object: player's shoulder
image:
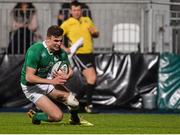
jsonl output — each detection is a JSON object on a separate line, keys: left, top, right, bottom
{"left": 61, "top": 19, "right": 74, "bottom": 31}
{"left": 28, "top": 42, "right": 44, "bottom": 52}
{"left": 59, "top": 49, "right": 68, "bottom": 57}
{"left": 80, "top": 16, "right": 92, "bottom": 24}
{"left": 61, "top": 19, "right": 70, "bottom": 28}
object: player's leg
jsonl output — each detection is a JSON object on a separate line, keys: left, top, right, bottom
{"left": 82, "top": 67, "right": 97, "bottom": 113}
{"left": 49, "top": 86, "right": 81, "bottom": 125}
{"left": 72, "top": 54, "right": 97, "bottom": 113}
{"left": 49, "top": 85, "right": 79, "bottom": 107}
{"left": 22, "top": 84, "right": 64, "bottom": 124}
{"left": 33, "top": 95, "right": 63, "bottom": 123}
{"left": 49, "top": 87, "right": 94, "bottom": 126}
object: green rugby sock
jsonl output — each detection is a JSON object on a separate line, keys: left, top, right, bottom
{"left": 33, "top": 112, "right": 49, "bottom": 122}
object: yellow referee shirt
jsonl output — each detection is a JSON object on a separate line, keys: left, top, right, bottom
{"left": 60, "top": 16, "right": 97, "bottom": 54}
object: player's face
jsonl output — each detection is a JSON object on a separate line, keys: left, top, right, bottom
{"left": 70, "top": 5, "right": 82, "bottom": 19}
{"left": 49, "top": 36, "right": 63, "bottom": 52}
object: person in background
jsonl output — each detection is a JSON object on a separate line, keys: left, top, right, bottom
{"left": 57, "top": 0, "right": 92, "bottom": 48}
{"left": 8, "top": 2, "right": 42, "bottom": 54}
{"left": 57, "top": 0, "right": 92, "bottom": 26}
{"left": 60, "top": 1, "right": 99, "bottom": 113}
{"left": 11, "top": 2, "right": 38, "bottom": 32}
{"left": 20, "top": 25, "right": 80, "bottom": 125}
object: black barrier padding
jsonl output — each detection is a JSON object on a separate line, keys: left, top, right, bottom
{"left": 0, "top": 55, "right": 30, "bottom": 107}
{"left": 0, "top": 53, "right": 159, "bottom": 109}
{"left": 94, "top": 53, "right": 159, "bottom": 107}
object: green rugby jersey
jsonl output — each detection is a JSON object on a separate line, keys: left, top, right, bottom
{"left": 21, "top": 41, "right": 70, "bottom": 85}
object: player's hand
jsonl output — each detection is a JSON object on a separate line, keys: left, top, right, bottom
{"left": 88, "top": 27, "right": 99, "bottom": 38}
{"left": 52, "top": 70, "right": 68, "bottom": 79}
{"left": 57, "top": 70, "right": 69, "bottom": 80}
{"left": 88, "top": 27, "right": 95, "bottom": 34}
{"left": 51, "top": 75, "right": 67, "bottom": 85}
{"left": 52, "top": 70, "right": 58, "bottom": 78}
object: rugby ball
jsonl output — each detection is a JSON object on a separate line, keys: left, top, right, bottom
{"left": 51, "top": 61, "right": 69, "bottom": 75}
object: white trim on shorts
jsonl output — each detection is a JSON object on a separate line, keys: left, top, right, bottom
{"left": 73, "top": 55, "right": 88, "bottom": 71}
{"left": 21, "top": 83, "right": 54, "bottom": 103}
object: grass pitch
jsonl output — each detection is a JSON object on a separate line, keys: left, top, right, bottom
{"left": 0, "top": 112, "right": 180, "bottom": 134}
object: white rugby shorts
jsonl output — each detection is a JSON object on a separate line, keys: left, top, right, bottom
{"left": 21, "top": 83, "right": 54, "bottom": 103}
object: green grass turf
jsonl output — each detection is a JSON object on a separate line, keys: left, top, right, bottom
{"left": 0, "top": 112, "right": 180, "bottom": 134}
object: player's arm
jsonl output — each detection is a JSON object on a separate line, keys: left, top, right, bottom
{"left": 87, "top": 17, "right": 99, "bottom": 38}
{"left": 26, "top": 67, "right": 67, "bottom": 85}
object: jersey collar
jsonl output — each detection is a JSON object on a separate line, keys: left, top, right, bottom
{"left": 43, "top": 41, "right": 53, "bottom": 55}
{"left": 71, "top": 17, "right": 82, "bottom": 22}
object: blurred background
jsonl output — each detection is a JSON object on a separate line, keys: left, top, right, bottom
{"left": 1, "top": 0, "right": 180, "bottom": 112}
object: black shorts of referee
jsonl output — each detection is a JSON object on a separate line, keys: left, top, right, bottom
{"left": 73, "top": 53, "right": 95, "bottom": 71}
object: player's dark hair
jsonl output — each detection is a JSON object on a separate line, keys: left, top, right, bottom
{"left": 47, "top": 25, "right": 63, "bottom": 38}
{"left": 70, "top": 0, "right": 82, "bottom": 9}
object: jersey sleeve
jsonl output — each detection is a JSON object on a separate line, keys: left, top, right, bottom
{"left": 26, "top": 49, "right": 40, "bottom": 69}
{"left": 60, "top": 22, "right": 68, "bottom": 36}
{"left": 87, "top": 17, "right": 98, "bottom": 32}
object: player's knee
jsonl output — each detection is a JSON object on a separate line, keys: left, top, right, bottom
{"left": 50, "top": 113, "right": 63, "bottom": 122}
{"left": 86, "top": 75, "right": 97, "bottom": 84}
